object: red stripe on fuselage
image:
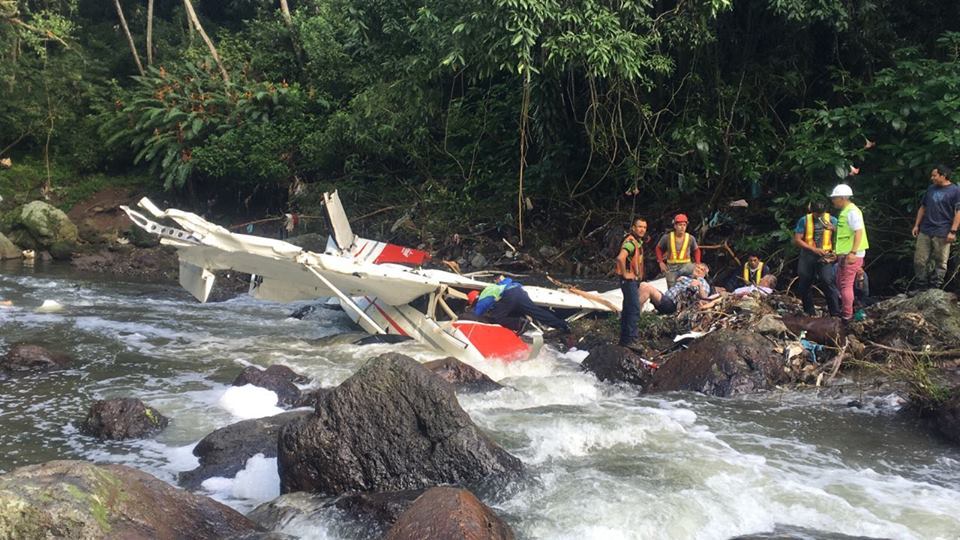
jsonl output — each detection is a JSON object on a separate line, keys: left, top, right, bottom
{"left": 365, "top": 296, "right": 409, "bottom": 336}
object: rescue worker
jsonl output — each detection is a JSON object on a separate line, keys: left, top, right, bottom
{"left": 467, "top": 277, "right": 571, "bottom": 334}
{"left": 637, "top": 263, "right": 713, "bottom": 315}
{"left": 655, "top": 214, "right": 701, "bottom": 288}
{"left": 911, "top": 165, "right": 960, "bottom": 290}
{"left": 830, "top": 184, "right": 869, "bottom": 321}
{"left": 615, "top": 217, "right": 647, "bottom": 348}
{"left": 728, "top": 254, "right": 773, "bottom": 290}
{"left": 792, "top": 200, "right": 841, "bottom": 317}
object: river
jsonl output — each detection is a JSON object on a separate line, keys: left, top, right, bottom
{"left": 2, "top": 262, "right": 959, "bottom": 540}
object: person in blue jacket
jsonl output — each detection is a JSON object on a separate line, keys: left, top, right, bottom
{"left": 466, "top": 276, "right": 571, "bottom": 334}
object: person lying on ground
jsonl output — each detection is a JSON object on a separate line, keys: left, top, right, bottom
{"left": 465, "top": 276, "right": 572, "bottom": 335}
{"left": 638, "top": 263, "right": 714, "bottom": 315}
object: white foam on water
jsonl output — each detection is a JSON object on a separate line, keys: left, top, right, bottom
{"left": 201, "top": 454, "right": 280, "bottom": 512}
{"left": 218, "top": 385, "right": 285, "bottom": 419}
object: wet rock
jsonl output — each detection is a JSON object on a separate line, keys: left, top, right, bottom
{"left": 1, "top": 343, "right": 73, "bottom": 372}
{"left": 385, "top": 486, "right": 515, "bottom": 540}
{"left": 71, "top": 245, "right": 179, "bottom": 283}
{"left": 233, "top": 364, "right": 308, "bottom": 408}
{"left": 581, "top": 344, "right": 654, "bottom": 387}
{"left": 782, "top": 315, "right": 845, "bottom": 345}
{"left": 278, "top": 353, "right": 523, "bottom": 495}
{"left": 469, "top": 252, "right": 488, "bottom": 268}
{"left": 0, "top": 460, "right": 263, "bottom": 538}
{"left": 423, "top": 357, "right": 503, "bottom": 393}
{"left": 645, "top": 329, "right": 791, "bottom": 397}
{"left": 0, "top": 232, "right": 20, "bottom": 259}
{"left": 335, "top": 489, "right": 426, "bottom": 529}
{"left": 933, "top": 392, "right": 960, "bottom": 445}
{"left": 294, "top": 386, "right": 333, "bottom": 408}
{"left": 80, "top": 398, "right": 169, "bottom": 440}
{"left": 729, "top": 524, "right": 891, "bottom": 539}
{"left": 179, "top": 410, "right": 311, "bottom": 490}
{"left": 49, "top": 239, "right": 78, "bottom": 261}
{"left": 4, "top": 200, "right": 79, "bottom": 249}
{"left": 355, "top": 334, "right": 415, "bottom": 345}
{"left": 754, "top": 314, "right": 788, "bottom": 336}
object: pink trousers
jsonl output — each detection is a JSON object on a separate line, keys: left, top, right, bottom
{"left": 836, "top": 256, "right": 864, "bottom": 320}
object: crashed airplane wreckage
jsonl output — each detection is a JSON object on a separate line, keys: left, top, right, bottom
{"left": 120, "top": 192, "right": 623, "bottom": 363}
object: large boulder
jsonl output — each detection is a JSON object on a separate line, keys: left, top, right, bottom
{"left": 7, "top": 200, "right": 79, "bottom": 249}
{"left": 422, "top": 357, "right": 503, "bottom": 393}
{"left": 0, "top": 232, "right": 20, "bottom": 259}
{"left": 1, "top": 344, "right": 73, "bottom": 372}
{"left": 644, "top": 329, "right": 791, "bottom": 397}
{"left": 0, "top": 460, "right": 263, "bottom": 538}
{"left": 277, "top": 353, "right": 523, "bottom": 495}
{"left": 232, "top": 364, "right": 309, "bottom": 408}
{"left": 385, "top": 487, "right": 515, "bottom": 540}
{"left": 858, "top": 290, "right": 960, "bottom": 347}
{"left": 581, "top": 344, "right": 654, "bottom": 387}
{"left": 80, "top": 398, "right": 169, "bottom": 440}
{"left": 179, "top": 410, "right": 311, "bottom": 490}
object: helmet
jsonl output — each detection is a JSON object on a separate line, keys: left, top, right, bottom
{"left": 829, "top": 184, "right": 853, "bottom": 198}
{"left": 467, "top": 290, "right": 479, "bottom": 304}
{"left": 673, "top": 213, "right": 689, "bottom": 224}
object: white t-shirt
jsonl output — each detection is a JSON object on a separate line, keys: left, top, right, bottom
{"left": 845, "top": 207, "right": 866, "bottom": 257}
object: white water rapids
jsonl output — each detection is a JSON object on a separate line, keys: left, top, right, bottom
{"left": 1, "top": 264, "right": 959, "bottom": 539}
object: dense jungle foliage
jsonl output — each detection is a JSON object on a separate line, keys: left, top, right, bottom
{"left": 1, "top": 0, "right": 959, "bottom": 287}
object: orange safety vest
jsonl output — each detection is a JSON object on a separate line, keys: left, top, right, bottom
{"left": 616, "top": 235, "right": 643, "bottom": 278}
{"left": 804, "top": 213, "right": 833, "bottom": 251}
{"left": 667, "top": 232, "right": 692, "bottom": 264}
{"left": 743, "top": 262, "right": 764, "bottom": 285}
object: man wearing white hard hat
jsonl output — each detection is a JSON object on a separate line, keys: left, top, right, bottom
{"left": 830, "top": 183, "right": 869, "bottom": 321}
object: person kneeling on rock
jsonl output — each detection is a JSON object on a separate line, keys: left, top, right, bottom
{"left": 465, "top": 277, "right": 572, "bottom": 335}
{"left": 637, "top": 263, "right": 714, "bottom": 315}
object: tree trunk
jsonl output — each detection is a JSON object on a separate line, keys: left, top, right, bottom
{"left": 182, "top": 0, "right": 229, "bottom": 84}
{"left": 278, "top": 0, "right": 303, "bottom": 66}
{"left": 112, "top": 0, "right": 144, "bottom": 76}
{"left": 146, "top": 0, "right": 154, "bottom": 66}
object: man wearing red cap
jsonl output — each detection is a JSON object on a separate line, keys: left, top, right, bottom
{"left": 655, "top": 214, "right": 701, "bottom": 288}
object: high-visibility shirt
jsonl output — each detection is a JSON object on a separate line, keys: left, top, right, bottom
{"left": 616, "top": 234, "right": 643, "bottom": 279}
{"left": 474, "top": 278, "right": 521, "bottom": 316}
{"left": 743, "top": 262, "right": 764, "bottom": 285}
{"left": 804, "top": 213, "right": 833, "bottom": 251}
{"left": 667, "top": 232, "right": 691, "bottom": 263}
{"left": 835, "top": 203, "right": 869, "bottom": 255}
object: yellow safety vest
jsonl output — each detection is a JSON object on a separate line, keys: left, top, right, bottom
{"left": 804, "top": 213, "right": 833, "bottom": 251}
{"left": 743, "top": 262, "right": 764, "bottom": 285}
{"left": 667, "top": 232, "right": 692, "bottom": 264}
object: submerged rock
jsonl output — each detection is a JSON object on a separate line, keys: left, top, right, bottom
{"left": 0, "top": 460, "right": 263, "bottom": 539}
{"left": 277, "top": 353, "right": 522, "bottom": 495}
{"left": 933, "top": 392, "right": 960, "bottom": 445}
{"left": 1, "top": 343, "right": 73, "bottom": 372}
{"left": 645, "top": 329, "right": 791, "bottom": 397}
{"left": 232, "top": 364, "right": 308, "bottom": 408}
{"left": 179, "top": 410, "right": 311, "bottom": 490}
{"left": 422, "top": 357, "right": 503, "bottom": 393}
{"left": 335, "top": 489, "right": 426, "bottom": 529}
{"left": 385, "top": 487, "right": 515, "bottom": 540}
{"left": 581, "top": 344, "right": 654, "bottom": 387}
{"left": 729, "top": 524, "right": 891, "bottom": 539}
{"left": 80, "top": 398, "right": 169, "bottom": 440}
